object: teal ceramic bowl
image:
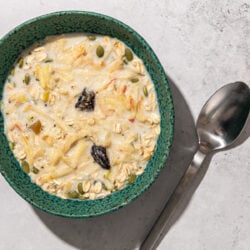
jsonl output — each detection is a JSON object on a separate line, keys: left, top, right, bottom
{"left": 0, "top": 11, "right": 174, "bottom": 218}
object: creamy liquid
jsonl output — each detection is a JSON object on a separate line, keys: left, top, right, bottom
{"left": 2, "top": 34, "right": 161, "bottom": 200}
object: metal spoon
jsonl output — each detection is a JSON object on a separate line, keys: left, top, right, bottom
{"left": 141, "top": 81, "right": 250, "bottom": 250}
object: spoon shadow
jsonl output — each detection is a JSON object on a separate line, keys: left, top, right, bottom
{"left": 32, "top": 76, "right": 198, "bottom": 250}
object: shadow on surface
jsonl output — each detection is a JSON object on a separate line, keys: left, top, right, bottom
{"left": 33, "top": 76, "right": 199, "bottom": 250}
{"left": 152, "top": 153, "right": 213, "bottom": 249}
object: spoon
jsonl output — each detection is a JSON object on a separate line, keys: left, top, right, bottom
{"left": 141, "top": 81, "right": 250, "bottom": 250}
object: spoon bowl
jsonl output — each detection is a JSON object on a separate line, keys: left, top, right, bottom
{"left": 197, "top": 82, "right": 250, "bottom": 152}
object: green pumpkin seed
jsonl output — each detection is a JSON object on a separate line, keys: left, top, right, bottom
{"left": 131, "top": 78, "right": 139, "bottom": 83}
{"left": 44, "top": 58, "right": 53, "bottom": 63}
{"left": 10, "top": 142, "right": 15, "bottom": 150}
{"left": 18, "top": 58, "right": 24, "bottom": 68}
{"left": 77, "top": 182, "right": 84, "bottom": 194}
{"left": 88, "top": 35, "right": 96, "bottom": 41}
{"left": 96, "top": 45, "right": 104, "bottom": 57}
{"left": 21, "top": 161, "right": 30, "bottom": 174}
{"left": 143, "top": 86, "right": 148, "bottom": 97}
{"left": 104, "top": 169, "right": 111, "bottom": 179}
{"left": 102, "top": 182, "right": 108, "bottom": 191}
{"left": 128, "top": 174, "right": 136, "bottom": 184}
{"left": 125, "top": 48, "right": 133, "bottom": 61}
{"left": 10, "top": 68, "right": 15, "bottom": 76}
{"left": 67, "top": 191, "right": 79, "bottom": 199}
{"left": 32, "top": 167, "right": 39, "bottom": 174}
{"left": 24, "top": 74, "right": 30, "bottom": 85}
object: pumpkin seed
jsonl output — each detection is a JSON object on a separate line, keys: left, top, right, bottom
{"left": 21, "top": 161, "right": 30, "bottom": 174}
{"left": 32, "top": 167, "right": 39, "bottom": 174}
{"left": 131, "top": 78, "right": 139, "bottom": 83}
{"left": 10, "top": 142, "right": 15, "bottom": 150}
{"left": 10, "top": 68, "right": 15, "bottom": 76}
{"left": 44, "top": 58, "right": 53, "bottom": 63}
{"left": 143, "top": 86, "right": 148, "bottom": 97}
{"left": 79, "top": 196, "right": 87, "bottom": 200}
{"left": 125, "top": 48, "right": 133, "bottom": 61}
{"left": 77, "top": 182, "right": 84, "bottom": 194}
{"left": 67, "top": 191, "right": 79, "bottom": 199}
{"left": 24, "top": 74, "right": 30, "bottom": 85}
{"left": 128, "top": 174, "right": 136, "bottom": 184}
{"left": 18, "top": 58, "right": 24, "bottom": 68}
{"left": 96, "top": 45, "right": 104, "bottom": 57}
{"left": 88, "top": 35, "right": 96, "bottom": 41}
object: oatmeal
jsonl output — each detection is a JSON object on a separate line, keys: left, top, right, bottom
{"left": 1, "top": 34, "right": 161, "bottom": 200}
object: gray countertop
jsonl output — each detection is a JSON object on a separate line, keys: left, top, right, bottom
{"left": 0, "top": 0, "right": 249, "bottom": 249}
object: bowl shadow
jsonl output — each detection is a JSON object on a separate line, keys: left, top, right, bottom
{"left": 32, "top": 76, "right": 199, "bottom": 250}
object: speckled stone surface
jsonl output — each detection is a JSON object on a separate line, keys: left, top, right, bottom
{"left": 0, "top": 0, "right": 249, "bottom": 250}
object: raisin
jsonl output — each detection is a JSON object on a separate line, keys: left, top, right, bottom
{"left": 91, "top": 144, "right": 111, "bottom": 170}
{"left": 30, "top": 120, "right": 42, "bottom": 134}
{"left": 75, "top": 88, "right": 95, "bottom": 111}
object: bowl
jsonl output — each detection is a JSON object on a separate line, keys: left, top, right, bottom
{"left": 0, "top": 11, "right": 174, "bottom": 218}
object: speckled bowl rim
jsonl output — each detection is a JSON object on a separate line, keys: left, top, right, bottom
{"left": 0, "top": 11, "right": 174, "bottom": 218}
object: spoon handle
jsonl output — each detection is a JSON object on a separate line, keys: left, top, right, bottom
{"left": 140, "top": 149, "right": 207, "bottom": 250}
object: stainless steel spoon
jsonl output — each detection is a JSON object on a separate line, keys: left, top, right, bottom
{"left": 141, "top": 81, "right": 250, "bottom": 250}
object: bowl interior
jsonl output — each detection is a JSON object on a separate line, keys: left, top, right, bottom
{"left": 0, "top": 11, "right": 174, "bottom": 218}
